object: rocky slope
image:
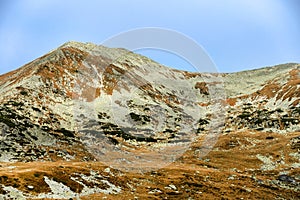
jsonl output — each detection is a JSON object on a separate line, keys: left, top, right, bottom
{"left": 0, "top": 42, "right": 299, "bottom": 199}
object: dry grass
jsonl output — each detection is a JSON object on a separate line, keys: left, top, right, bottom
{"left": 0, "top": 130, "right": 299, "bottom": 199}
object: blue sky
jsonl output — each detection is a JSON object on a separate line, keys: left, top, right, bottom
{"left": 0, "top": 0, "right": 299, "bottom": 74}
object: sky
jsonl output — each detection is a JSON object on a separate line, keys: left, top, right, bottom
{"left": 0, "top": 0, "right": 299, "bottom": 74}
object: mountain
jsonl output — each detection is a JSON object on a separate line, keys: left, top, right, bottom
{"left": 0, "top": 41, "right": 299, "bottom": 199}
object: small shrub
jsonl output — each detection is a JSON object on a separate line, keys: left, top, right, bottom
{"left": 20, "top": 90, "right": 28, "bottom": 96}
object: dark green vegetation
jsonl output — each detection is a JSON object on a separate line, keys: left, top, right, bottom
{"left": 0, "top": 100, "right": 81, "bottom": 162}
{"left": 230, "top": 103, "right": 300, "bottom": 131}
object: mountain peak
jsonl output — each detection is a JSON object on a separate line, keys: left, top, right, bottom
{"left": 60, "top": 41, "right": 97, "bottom": 48}
{"left": 56, "top": 41, "right": 130, "bottom": 60}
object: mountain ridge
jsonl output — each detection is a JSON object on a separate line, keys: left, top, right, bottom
{"left": 0, "top": 42, "right": 299, "bottom": 199}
